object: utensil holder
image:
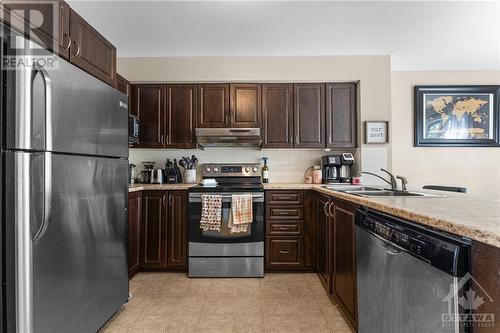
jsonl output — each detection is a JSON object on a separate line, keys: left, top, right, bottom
{"left": 185, "top": 169, "right": 197, "bottom": 184}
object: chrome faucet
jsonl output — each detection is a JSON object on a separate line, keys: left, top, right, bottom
{"left": 359, "top": 168, "right": 398, "bottom": 190}
{"left": 396, "top": 176, "right": 408, "bottom": 192}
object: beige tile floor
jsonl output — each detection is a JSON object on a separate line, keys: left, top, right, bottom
{"left": 99, "top": 272, "right": 354, "bottom": 333}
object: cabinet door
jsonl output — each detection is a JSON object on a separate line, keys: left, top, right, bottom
{"left": 142, "top": 191, "right": 168, "bottom": 269}
{"left": 294, "top": 84, "right": 325, "bottom": 148}
{"left": 167, "top": 191, "right": 187, "bottom": 268}
{"left": 131, "top": 84, "right": 165, "bottom": 148}
{"left": 69, "top": 9, "right": 116, "bottom": 86}
{"left": 2, "top": 1, "right": 71, "bottom": 59}
{"left": 230, "top": 84, "right": 261, "bottom": 128}
{"left": 128, "top": 192, "right": 142, "bottom": 278}
{"left": 333, "top": 200, "right": 357, "bottom": 324}
{"left": 316, "top": 194, "right": 331, "bottom": 291}
{"left": 326, "top": 83, "right": 357, "bottom": 148}
{"left": 116, "top": 74, "right": 130, "bottom": 96}
{"left": 262, "top": 84, "right": 294, "bottom": 148}
{"left": 197, "top": 84, "right": 230, "bottom": 128}
{"left": 166, "top": 85, "right": 197, "bottom": 148}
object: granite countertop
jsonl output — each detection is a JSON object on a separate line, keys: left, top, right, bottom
{"left": 128, "top": 182, "right": 500, "bottom": 247}
{"left": 128, "top": 183, "right": 196, "bottom": 192}
{"left": 264, "top": 183, "right": 500, "bottom": 248}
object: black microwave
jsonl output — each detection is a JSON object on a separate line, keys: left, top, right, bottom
{"left": 128, "top": 114, "right": 139, "bottom": 144}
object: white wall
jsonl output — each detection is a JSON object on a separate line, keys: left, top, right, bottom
{"left": 391, "top": 71, "right": 500, "bottom": 196}
{"left": 120, "top": 55, "right": 392, "bottom": 184}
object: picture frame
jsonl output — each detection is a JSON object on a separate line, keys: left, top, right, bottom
{"left": 365, "top": 121, "right": 389, "bottom": 144}
{"left": 414, "top": 85, "right": 500, "bottom": 147}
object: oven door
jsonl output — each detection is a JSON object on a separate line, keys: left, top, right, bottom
{"left": 188, "top": 192, "right": 264, "bottom": 256}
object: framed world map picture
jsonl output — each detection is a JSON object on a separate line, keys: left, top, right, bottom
{"left": 414, "top": 86, "right": 500, "bottom": 147}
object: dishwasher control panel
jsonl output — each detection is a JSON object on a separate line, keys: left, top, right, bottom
{"left": 357, "top": 209, "right": 471, "bottom": 276}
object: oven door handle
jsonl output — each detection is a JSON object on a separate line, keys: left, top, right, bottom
{"left": 189, "top": 193, "right": 264, "bottom": 203}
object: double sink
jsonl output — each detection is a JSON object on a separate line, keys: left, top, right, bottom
{"left": 323, "top": 185, "right": 443, "bottom": 198}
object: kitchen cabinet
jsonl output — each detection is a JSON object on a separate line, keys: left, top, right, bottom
{"left": 69, "top": 9, "right": 116, "bottom": 86}
{"left": 332, "top": 198, "right": 358, "bottom": 327}
{"left": 139, "top": 190, "right": 187, "bottom": 271}
{"left": 294, "top": 83, "right": 325, "bottom": 148}
{"left": 197, "top": 84, "right": 230, "bottom": 128}
{"left": 141, "top": 191, "right": 168, "bottom": 269}
{"left": 262, "top": 84, "right": 294, "bottom": 148}
{"left": 265, "top": 190, "right": 314, "bottom": 271}
{"left": 166, "top": 191, "right": 188, "bottom": 268}
{"left": 128, "top": 191, "right": 142, "bottom": 278}
{"left": 326, "top": 83, "right": 357, "bottom": 148}
{"left": 166, "top": 85, "right": 197, "bottom": 148}
{"left": 230, "top": 84, "right": 261, "bottom": 128}
{"left": 116, "top": 74, "right": 130, "bottom": 96}
{"left": 316, "top": 193, "right": 333, "bottom": 292}
{"left": 131, "top": 84, "right": 165, "bottom": 148}
{"left": 2, "top": 0, "right": 71, "bottom": 59}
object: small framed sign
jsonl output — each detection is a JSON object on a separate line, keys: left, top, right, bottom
{"left": 365, "top": 121, "right": 388, "bottom": 144}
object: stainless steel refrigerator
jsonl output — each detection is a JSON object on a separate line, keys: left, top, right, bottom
{"left": 1, "top": 24, "right": 129, "bottom": 332}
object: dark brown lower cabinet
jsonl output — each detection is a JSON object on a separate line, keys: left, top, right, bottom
{"left": 141, "top": 191, "right": 168, "bottom": 269}
{"left": 128, "top": 191, "right": 142, "bottom": 278}
{"left": 316, "top": 193, "right": 333, "bottom": 292}
{"left": 166, "top": 191, "right": 188, "bottom": 268}
{"left": 139, "top": 190, "right": 187, "bottom": 271}
{"left": 332, "top": 198, "right": 358, "bottom": 328}
{"left": 266, "top": 237, "right": 304, "bottom": 268}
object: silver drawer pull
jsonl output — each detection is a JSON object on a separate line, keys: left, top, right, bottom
{"left": 278, "top": 227, "right": 290, "bottom": 230}
{"left": 277, "top": 211, "right": 292, "bottom": 215}
{"left": 279, "top": 250, "right": 291, "bottom": 254}
{"left": 277, "top": 196, "right": 292, "bottom": 200}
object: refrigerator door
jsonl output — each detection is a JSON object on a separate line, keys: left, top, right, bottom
{"left": 4, "top": 151, "right": 128, "bottom": 333}
{"left": 4, "top": 34, "right": 128, "bottom": 158}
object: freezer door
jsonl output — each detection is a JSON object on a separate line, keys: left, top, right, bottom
{"left": 4, "top": 34, "right": 128, "bottom": 158}
{"left": 4, "top": 152, "right": 128, "bottom": 333}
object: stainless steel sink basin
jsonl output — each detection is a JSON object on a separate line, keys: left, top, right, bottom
{"left": 322, "top": 185, "right": 383, "bottom": 192}
{"left": 344, "top": 190, "right": 444, "bottom": 198}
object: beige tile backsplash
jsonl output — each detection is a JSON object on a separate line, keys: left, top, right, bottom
{"left": 129, "top": 148, "right": 363, "bottom": 183}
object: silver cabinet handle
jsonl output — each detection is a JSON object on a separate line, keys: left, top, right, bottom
{"left": 62, "top": 32, "right": 71, "bottom": 50}
{"left": 279, "top": 250, "right": 291, "bottom": 254}
{"left": 329, "top": 202, "right": 335, "bottom": 219}
{"left": 160, "top": 134, "right": 164, "bottom": 145}
{"left": 278, "top": 226, "right": 290, "bottom": 230}
{"left": 277, "top": 196, "right": 292, "bottom": 200}
{"left": 162, "top": 196, "right": 166, "bottom": 207}
{"left": 323, "top": 202, "right": 329, "bottom": 217}
{"left": 168, "top": 194, "right": 172, "bottom": 206}
{"left": 71, "top": 40, "right": 80, "bottom": 57}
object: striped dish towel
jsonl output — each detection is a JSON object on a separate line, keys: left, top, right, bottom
{"left": 228, "top": 194, "right": 253, "bottom": 234}
{"left": 199, "top": 194, "right": 222, "bottom": 231}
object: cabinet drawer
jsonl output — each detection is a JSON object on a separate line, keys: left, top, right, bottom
{"left": 267, "top": 222, "right": 303, "bottom": 236}
{"left": 266, "top": 191, "right": 303, "bottom": 205}
{"left": 266, "top": 206, "right": 303, "bottom": 220}
{"left": 266, "top": 237, "right": 304, "bottom": 267}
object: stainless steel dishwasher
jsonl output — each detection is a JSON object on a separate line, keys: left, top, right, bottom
{"left": 356, "top": 208, "right": 471, "bottom": 333}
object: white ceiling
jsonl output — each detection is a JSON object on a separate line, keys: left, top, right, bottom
{"left": 68, "top": 1, "right": 500, "bottom": 71}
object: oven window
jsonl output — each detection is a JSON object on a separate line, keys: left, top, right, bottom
{"left": 201, "top": 203, "right": 251, "bottom": 239}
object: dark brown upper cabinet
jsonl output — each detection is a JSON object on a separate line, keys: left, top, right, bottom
{"left": 262, "top": 84, "right": 294, "bottom": 148}
{"left": 197, "top": 84, "right": 230, "bottom": 128}
{"left": 116, "top": 74, "right": 130, "bottom": 96}
{"left": 131, "top": 84, "right": 165, "bottom": 148}
{"left": 294, "top": 84, "right": 325, "bottom": 148}
{"left": 326, "top": 83, "right": 357, "bottom": 148}
{"left": 69, "top": 9, "right": 116, "bottom": 87}
{"left": 57, "top": 1, "right": 71, "bottom": 60}
{"left": 166, "top": 85, "right": 197, "bottom": 148}
{"left": 230, "top": 84, "right": 261, "bottom": 128}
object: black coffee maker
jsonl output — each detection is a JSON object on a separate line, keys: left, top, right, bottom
{"left": 321, "top": 153, "right": 355, "bottom": 184}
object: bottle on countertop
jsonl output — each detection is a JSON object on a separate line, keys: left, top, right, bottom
{"left": 262, "top": 157, "right": 269, "bottom": 183}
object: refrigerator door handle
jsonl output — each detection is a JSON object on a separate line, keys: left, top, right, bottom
{"left": 32, "top": 63, "right": 53, "bottom": 151}
{"left": 33, "top": 152, "right": 52, "bottom": 241}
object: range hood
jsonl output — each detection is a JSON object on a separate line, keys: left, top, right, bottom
{"left": 195, "top": 128, "right": 262, "bottom": 148}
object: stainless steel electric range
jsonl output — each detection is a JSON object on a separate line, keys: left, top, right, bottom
{"left": 188, "top": 163, "right": 264, "bottom": 277}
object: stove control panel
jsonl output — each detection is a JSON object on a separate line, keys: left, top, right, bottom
{"left": 201, "top": 163, "right": 261, "bottom": 177}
